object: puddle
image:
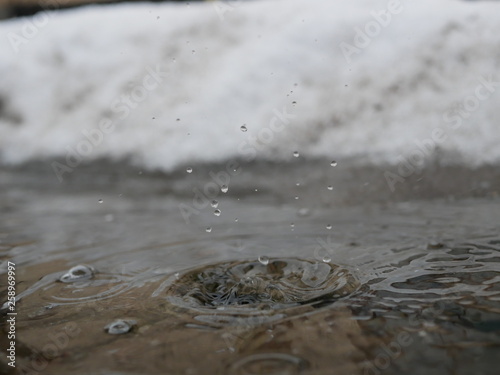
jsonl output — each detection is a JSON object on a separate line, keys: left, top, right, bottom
{"left": 1, "top": 163, "right": 500, "bottom": 374}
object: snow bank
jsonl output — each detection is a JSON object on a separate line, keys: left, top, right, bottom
{"left": 0, "top": 0, "right": 499, "bottom": 170}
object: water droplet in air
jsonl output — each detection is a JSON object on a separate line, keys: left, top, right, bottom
{"left": 290, "top": 223, "right": 295, "bottom": 228}
{"left": 186, "top": 167, "right": 193, "bottom": 173}
{"left": 105, "top": 319, "right": 136, "bottom": 335}
{"left": 211, "top": 200, "right": 218, "bottom": 208}
{"left": 206, "top": 227, "right": 212, "bottom": 233}
{"left": 234, "top": 218, "right": 238, "bottom": 222}
{"left": 326, "top": 224, "right": 332, "bottom": 230}
{"left": 294, "top": 196, "right": 299, "bottom": 200}
{"left": 296, "top": 182, "right": 300, "bottom": 186}
{"left": 214, "top": 209, "right": 221, "bottom": 216}
{"left": 59, "top": 265, "right": 95, "bottom": 283}
{"left": 322, "top": 255, "right": 332, "bottom": 263}
{"left": 258, "top": 256, "right": 269, "bottom": 265}
{"left": 293, "top": 151, "right": 299, "bottom": 157}
{"left": 240, "top": 125, "right": 247, "bottom": 132}
{"left": 221, "top": 185, "right": 229, "bottom": 193}
{"left": 98, "top": 199, "right": 103, "bottom": 204}
{"left": 330, "top": 161, "right": 337, "bottom": 167}
{"left": 327, "top": 185, "right": 333, "bottom": 191}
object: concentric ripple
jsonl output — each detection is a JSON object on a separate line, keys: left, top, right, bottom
{"left": 165, "top": 258, "right": 359, "bottom": 311}
{"left": 228, "top": 353, "right": 308, "bottom": 375}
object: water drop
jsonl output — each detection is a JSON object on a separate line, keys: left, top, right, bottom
{"left": 294, "top": 196, "right": 299, "bottom": 200}
{"left": 293, "top": 151, "right": 299, "bottom": 157}
{"left": 296, "top": 182, "right": 300, "bottom": 186}
{"left": 211, "top": 200, "right": 219, "bottom": 208}
{"left": 258, "top": 256, "right": 269, "bottom": 265}
{"left": 59, "top": 265, "right": 95, "bottom": 283}
{"left": 206, "top": 227, "right": 212, "bottom": 233}
{"left": 327, "top": 185, "right": 333, "bottom": 191}
{"left": 98, "top": 199, "right": 103, "bottom": 204}
{"left": 186, "top": 167, "right": 193, "bottom": 173}
{"left": 221, "top": 185, "right": 229, "bottom": 193}
{"left": 322, "top": 255, "right": 332, "bottom": 263}
{"left": 290, "top": 223, "right": 295, "bottom": 228}
{"left": 105, "top": 319, "right": 136, "bottom": 335}
{"left": 326, "top": 224, "right": 332, "bottom": 230}
{"left": 240, "top": 125, "right": 247, "bottom": 132}
{"left": 330, "top": 161, "right": 337, "bottom": 167}
{"left": 234, "top": 218, "right": 238, "bottom": 222}
{"left": 214, "top": 209, "right": 221, "bottom": 216}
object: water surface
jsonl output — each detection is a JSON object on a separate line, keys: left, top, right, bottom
{"left": 1, "top": 160, "right": 499, "bottom": 374}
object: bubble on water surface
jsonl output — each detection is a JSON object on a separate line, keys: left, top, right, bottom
{"left": 258, "top": 256, "right": 269, "bottom": 265}
{"left": 59, "top": 265, "right": 95, "bottom": 283}
{"left": 105, "top": 319, "right": 136, "bottom": 334}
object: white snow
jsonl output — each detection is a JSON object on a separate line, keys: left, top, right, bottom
{"left": 0, "top": 0, "right": 499, "bottom": 170}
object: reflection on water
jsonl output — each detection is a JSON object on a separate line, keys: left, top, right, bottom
{"left": 0, "top": 163, "right": 499, "bottom": 374}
